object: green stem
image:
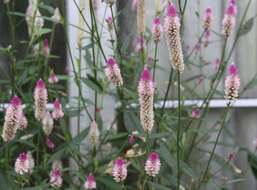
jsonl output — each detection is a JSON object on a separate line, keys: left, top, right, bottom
{"left": 196, "top": 102, "right": 231, "bottom": 190}
{"left": 176, "top": 71, "right": 181, "bottom": 190}
{"left": 153, "top": 42, "right": 158, "bottom": 82}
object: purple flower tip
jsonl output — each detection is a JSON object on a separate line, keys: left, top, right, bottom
{"left": 36, "top": 79, "right": 45, "bottom": 89}
{"left": 87, "top": 173, "right": 95, "bottom": 181}
{"left": 54, "top": 99, "right": 61, "bottom": 108}
{"left": 206, "top": 7, "right": 212, "bottom": 14}
{"left": 53, "top": 169, "right": 61, "bottom": 177}
{"left": 44, "top": 38, "right": 49, "bottom": 47}
{"left": 149, "top": 152, "right": 159, "bottom": 161}
{"left": 230, "top": 0, "right": 236, "bottom": 5}
{"left": 153, "top": 17, "right": 161, "bottom": 25}
{"left": 107, "top": 58, "right": 117, "bottom": 66}
{"left": 140, "top": 68, "right": 152, "bottom": 81}
{"left": 227, "top": 4, "right": 237, "bottom": 16}
{"left": 116, "top": 158, "right": 125, "bottom": 166}
{"left": 166, "top": 3, "right": 177, "bottom": 17}
{"left": 19, "top": 152, "right": 27, "bottom": 161}
{"left": 229, "top": 63, "right": 238, "bottom": 76}
{"left": 11, "top": 96, "right": 21, "bottom": 107}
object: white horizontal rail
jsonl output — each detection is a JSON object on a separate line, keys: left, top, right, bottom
{"left": 1, "top": 99, "right": 257, "bottom": 112}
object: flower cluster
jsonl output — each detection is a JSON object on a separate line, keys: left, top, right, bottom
{"left": 224, "top": 63, "right": 240, "bottom": 101}
{"left": 105, "top": 58, "right": 123, "bottom": 86}
{"left": 145, "top": 152, "right": 161, "bottom": 177}
{"left": 15, "top": 151, "right": 35, "bottom": 175}
{"left": 222, "top": 0, "right": 237, "bottom": 38}
{"left": 152, "top": 17, "right": 163, "bottom": 43}
{"left": 112, "top": 158, "right": 127, "bottom": 183}
{"left": 49, "top": 160, "right": 63, "bottom": 188}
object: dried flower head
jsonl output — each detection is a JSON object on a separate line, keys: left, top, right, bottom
{"left": 34, "top": 79, "right": 48, "bottom": 121}
{"left": 50, "top": 160, "right": 63, "bottom": 188}
{"left": 15, "top": 151, "right": 34, "bottom": 175}
{"left": 1, "top": 96, "right": 22, "bottom": 142}
{"left": 84, "top": 173, "right": 97, "bottom": 189}
{"left": 51, "top": 8, "right": 61, "bottom": 23}
{"left": 145, "top": 152, "right": 161, "bottom": 177}
{"left": 164, "top": 3, "right": 184, "bottom": 72}
{"left": 88, "top": 120, "right": 100, "bottom": 146}
{"left": 222, "top": 2, "right": 237, "bottom": 38}
{"left": 138, "top": 68, "right": 155, "bottom": 134}
{"left": 105, "top": 58, "right": 123, "bottom": 86}
{"left": 112, "top": 158, "right": 127, "bottom": 183}
{"left": 52, "top": 99, "right": 64, "bottom": 120}
{"left": 224, "top": 63, "right": 240, "bottom": 101}
{"left": 42, "top": 111, "right": 54, "bottom": 136}
{"left": 152, "top": 17, "right": 163, "bottom": 43}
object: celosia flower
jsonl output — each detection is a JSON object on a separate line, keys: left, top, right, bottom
{"left": 152, "top": 17, "right": 162, "bottom": 43}
{"left": 15, "top": 151, "right": 34, "bottom": 175}
{"left": 43, "top": 38, "right": 50, "bottom": 57}
{"left": 50, "top": 160, "right": 63, "bottom": 188}
{"left": 112, "top": 158, "right": 127, "bottom": 183}
{"left": 106, "top": 16, "right": 113, "bottom": 31}
{"left": 25, "top": 0, "right": 44, "bottom": 36}
{"left": 42, "top": 111, "right": 54, "bottom": 136}
{"left": 222, "top": 1, "right": 237, "bottom": 38}
{"left": 164, "top": 3, "right": 184, "bottom": 72}
{"left": 105, "top": 58, "right": 123, "bottom": 86}
{"left": 1, "top": 96, "right": 22, "bottom": 142}
{"left": 203, "top": 7, "right": 213, "bottom": 31}
{"left": 88, "top": 120, "right": 100, "bottom": 146}
{"left": 51, "top": 8, "right": 61, "bottom": 23}
{"left": 145, "top": 152, "right": 161, "bottom": 177}
{"left": 84, "top": 173, "right": 97, "bottom": 189}
{"left": 138, "top": 68, "right": 155, "bottom": 134}
{"left": 104, "top": 0, "right": 116, "bottom": 6}
{"left": 18, "top": 113, "right": 28, "bottom": 130}
{"left": 46, "top": 137, "right": 55, "bottom": 149}
{"left": 34, "top": 79, "right": 48, "bottom": 121}
{"left": 52, "top": 99, "right": 64, "bottom": 120}
{"left": 137, "top": 0, "right": 145, "bottom": 35}
{"left": 191, "top": 108, "right": 200, "bottom": 119}
{"left": 224, "top": 63, "right": 240, "bottom": 101}
{"left": 48, "top": 70, "right": 59, "bottom": 84}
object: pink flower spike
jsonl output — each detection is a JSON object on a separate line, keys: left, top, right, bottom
{"left": 112, "top": 158, "right": 127, "bottom": 183}
{"left": 50, "top": 161, "right": 63, "bottom": 188}
{"left": 34, "top": 79, "right": 48, "bottom": 121}
{"left": 229, "top": 63, "right": 238, "bottom": 76}
{"left": 46, "top": 138, "right": 55, "bottom": 149}
{"left": 52, "top": 98, "right": 64, "bottom": 120}
{"left": 166, "top": 3, "right": 177, "bottom": 17}
{"left": 152, "top": 17, "right": 162, "bottom": 43}
{"left": 191, "top": 108, "right": 200, "bottom": 119}
{"left": 105, "top": 58, "right": 123, "bottom": 86}
{"left": 15, "top": 151, "right": 35, "bottom": 175}
{"left": 145, "top": 152, "right": 161, "bottom": 177}
{"left": 43, "top": 38, "right": 50, "bottom": 57}
{"left": 84, "top": 173, "right": 97, "bottom": 189}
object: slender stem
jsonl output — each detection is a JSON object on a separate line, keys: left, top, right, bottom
{"left": 196, "top": 102, "right": 231, "bottom": 190}
{"left": 153, "top": 42, "right": 158, "bottom": 82}
{"left": 176, "top": 71, "right": 181, "bottom": 190}
{"left": 77, "top": 45, "right": 82, "bottom": 149}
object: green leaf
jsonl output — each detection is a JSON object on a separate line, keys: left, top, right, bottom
{"left": 81, "top": 75, "right": 104, "bottom": 93}
{"left": 248, "top": 152, "right": 257, "bottom": 179}
{"left": 97, "top": 176, "right": 122, "bottom": 190}
{"left": 147, "top": 181, "right": 170, "bottom": 190}
{"left": 239, "top": 17, "right": 255, "bottom": 37}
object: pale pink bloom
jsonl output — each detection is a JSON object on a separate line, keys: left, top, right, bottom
{"left": 52, "top": 99, "right": 64, "bottom": 120}
{"left": 43, "top": 38, "right": 50, "bottom": 57}
{"left": 42, "top": 111, "right": 54, "bottom": 136}
{"left": 18, "top": 113, "right": 28, "bottom": 130}
{"left": 46, "top": 137, "right": 55, "bottom": 149}
{"left": 145, "top": 152, "right": 161, "bottom": 177}
{"left": 112, "top": 158, "right": 127, "bottom": 183}
{"left": 51, "top": 8, "right": 61, "bottom": 23}
{"left": 106, "top": 16, "right": 113, "bottom": 31}
{"left": 135, "top": 36, "right": 145, "bottom": 53}
{"left": 105, "top": 58, "right": 123, "bottom": 86}
{"left": 50, "top": 160, "right": 63, "bottom": 188}
{"left": 48, "top": 70, "right": 59, "bottom": 84}
{"left": 164, "top": 3, "right": 184, "bottom": 72}
{"left": 152, "top": 17, "right": 162, "bottom": 43}
{"left": 34, "top": 79, "right": 48, "bottom": 121}
{"left": 1, "top": 96, "right": 22, "bottom": 142}
{"left": 222, "top": 2, "right": 237, "bottom": 38}
{"left": 15, "top": 151, "right": 34, "bottom": 175}
{"left": 203, "top": 7, "right": 213, "bottom": 31}
{"left": 88, "top": 120, "right": 100, "bottom": 145}
{"left": 137, "top": 0, "right": 145, "bottom": 35}
{"left": 84, "top": 173, "right": 97, "bottom": 189}
{"left": 224, "top": 63, "right": 240, "bottom": 101}
{"left": 191, "top": 108, "right": 201, "bottom": 119}
{"left": 138, "top": 68, "right": 155, "bottom": 134}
